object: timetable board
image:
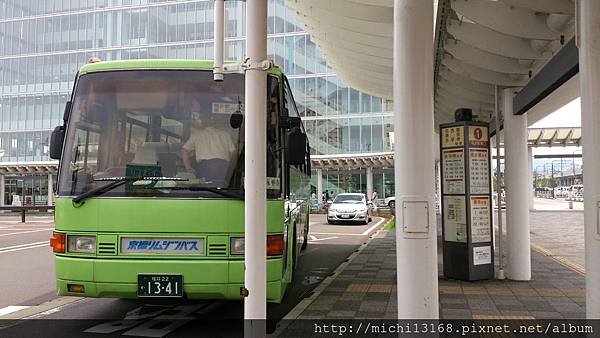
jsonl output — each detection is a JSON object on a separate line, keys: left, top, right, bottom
{"left": 439, "top": 121, "right": 493, "bottom": 281}
{"left": 469, "top": 148, "right": 490, "bottom": 194}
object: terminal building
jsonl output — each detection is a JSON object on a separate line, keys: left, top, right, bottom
{"left": 0, "top": 0, "right": 396, "bottom": 206}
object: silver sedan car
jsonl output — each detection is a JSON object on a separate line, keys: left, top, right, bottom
{"left": 327, "top": 193, "right": 372, "bottom": 225}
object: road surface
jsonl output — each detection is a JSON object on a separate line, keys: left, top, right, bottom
{"left": 0, "top": 213, "right": 386, "bottom": 337}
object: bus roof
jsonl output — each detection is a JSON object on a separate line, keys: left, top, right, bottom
{"left": 79, "top": 59, "right": 283, "bottom": 76}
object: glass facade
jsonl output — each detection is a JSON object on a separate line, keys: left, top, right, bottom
{"left": 4, "top": 174, "right": 56, "bottom": 206}
{"left": 0, "top": 0, "right": 394, "bottom": 197}
{"left": 314, "top": 168, "right": 395, "bottom": 199}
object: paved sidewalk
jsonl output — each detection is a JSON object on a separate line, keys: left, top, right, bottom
{"left": 277, "top": 215, "right": 587, "bottom": 336}
{"left": 534, "top": 197, "right": 584, "bottom": 211}
{"left": 529, "top": 210, "right": 584, "bottom": 271}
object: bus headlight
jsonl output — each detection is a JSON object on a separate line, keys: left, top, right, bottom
{"left": 67, "top": 236, "right": 96, "bottom": 253}
{"left": 230, "top": 237, "right": 245, "bottom": 255}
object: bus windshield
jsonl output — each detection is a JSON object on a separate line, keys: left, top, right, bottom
{"left": 57, "top": 69, "right": 281, "bottom": 199}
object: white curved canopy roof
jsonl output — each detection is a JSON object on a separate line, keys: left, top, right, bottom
{"left": 287, "top": 0, "right": 576, "bottom": 126}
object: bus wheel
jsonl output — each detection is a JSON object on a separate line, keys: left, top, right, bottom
{"left": 292, "top": 229, "right": 298, "bottom": 267}
{"left": 301, "top": 231, "right": 308, "bottom": 250}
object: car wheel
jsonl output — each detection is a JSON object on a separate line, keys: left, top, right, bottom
{"left": 327, "top": 220, "right": 334, "bottom": 225}
{"left": 388, "top": 200, "right": 395, "bottom": 209}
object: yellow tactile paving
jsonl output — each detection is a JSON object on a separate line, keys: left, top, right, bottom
{"left": 531, "top": 242, "right": 586, "bottom": 276}
{"left": 345, "top": 284, "right": 370, "bottom": 293}
{"left": 368, "top": 284, "right": 393, "bottom": 293}
{"left": 486, "top": 288, "right": 514, "bottom": 296}
{"left": 509, "top": 288, "right": 539, "bottom": 296}
{"left": 462, "top": 288, "right": 488, "bottom": 295}
{"left": 561, "top": 288, "right": 585, "bottom": 297}
{"left": 472, "top": 315, "right": 535, "bottom": 320}
{"left": 535, "top": 288, "right": 566, "bottom": 297}
{"left": 439, "top": 286, "right": 463, "bottom": 294}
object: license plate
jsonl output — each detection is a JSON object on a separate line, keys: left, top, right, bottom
{"left": 341, "top": 214, "right": 350, "bottom": 218}
{"left": 137, "top": 275, "right": 183, "bottom": 297}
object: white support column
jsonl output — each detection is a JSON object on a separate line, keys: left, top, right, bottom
{"left": 503, "top": 88, "right": 531, "bottom": 281}
{"left": 579, "top": 0, "right": 600, "bottom": 318}
{"left": 244, "top": 0, "right": 267, "bottom": 336}
{"left": 316, "top": 169, "right": 323, "bottom": 207}
{"left": 366, "top": 166, "right": 374, "bottom": 202}
{"left": 213, "top": 0, "right": 224, "bottom": 81}
{"left": 528, "top": 147, "right": 534, "bottom": 211}
{"left": 393, "top": 0, "right": 438, "bottom": 319}
{"left": 0, "top": 174, "right": 4, "bottom": 207}
{"left": 47, "top": 174, "right": 53, "bottom": 206}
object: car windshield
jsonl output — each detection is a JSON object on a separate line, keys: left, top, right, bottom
{"left": 333, "top": 195, "right": 364, "bottom": 204}
{"left": 57, "top": 69, "right": 282, "bottom": 199}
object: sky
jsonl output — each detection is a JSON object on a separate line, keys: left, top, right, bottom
{"left": 531, "top": 98, "right": 581, "bottom": 128}
{"left": 490, "top": 96, "right": 583, "bottom": 172}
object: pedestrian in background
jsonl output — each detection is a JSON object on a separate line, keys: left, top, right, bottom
{"left": 371, "top": 190, "right": 379, "bottom": 208}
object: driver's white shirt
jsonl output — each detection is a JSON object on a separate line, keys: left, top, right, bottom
{"left": 183, "top": 126, "right": 236, "bottom": 161}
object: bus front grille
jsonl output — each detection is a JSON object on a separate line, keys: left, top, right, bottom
{"left": 98, "top": 243, "right": 117, "bottom": 255}
{"left": 208, "top": 243, "right": 227, "bottom": 256}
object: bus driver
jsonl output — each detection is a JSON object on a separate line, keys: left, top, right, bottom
{"left": 180, "top": 96, "right": 236, "bottom": 186}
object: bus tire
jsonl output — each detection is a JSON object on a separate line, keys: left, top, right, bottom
{"left": 291, "top": 231, "right": 298, "bottom": 282}
{"left": 301, "top": 231, "right": 308, "bottom": 250}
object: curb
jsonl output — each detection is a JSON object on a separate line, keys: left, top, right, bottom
{"left": 270, "top": 217, "right": 391, "bottom": 337}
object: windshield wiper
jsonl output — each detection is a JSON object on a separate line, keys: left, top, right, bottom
{"left": 167, "top": 186, "right": 244, "bottom": 199}
{"left": 72, "top": 177, "right": 188, "bottom": 205}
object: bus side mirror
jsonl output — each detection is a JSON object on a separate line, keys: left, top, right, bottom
{"left": 50, "top": 125, "right": 65, "bottom": 160}
{"left": 63, "top": 101, "right": 72, "bottom": 123}
{"left": 286, "top": 127, "right": 307, "bottom": 165}
{"left": 230, "top": 112, "right": 243, "bottom": 129}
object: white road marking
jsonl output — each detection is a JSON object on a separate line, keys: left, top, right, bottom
{"left": 2, "top": 297, "right": 85, "bottom": 320}
{"left": 0, "top": 228, "right": 53, "bottom": 237}
{"left": 0, "top": 241, "right": 49, "bottom": 251}
{"left": 308, "top": 236, "right": 338, "bottom": 242}
{"left": 0, "top": 227, "right": 53, "bottom": 231}
{"left": 1, "top": 220, "right": 54, "bottom": 224}
{"left": 309, "top": 235, "right": 317, "bottom": 240}
{"left": 0, "top": 242, "right": 48, "bottom": 255}
{"left": 0, "top": 306, "right": 30, "bottom": 317}
{"left": 361, "top": 218, "right": 385, "bottom": 236}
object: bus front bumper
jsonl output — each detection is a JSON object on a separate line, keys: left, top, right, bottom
{"left": 55, "top": 256, "right": 285, "bottom": 302}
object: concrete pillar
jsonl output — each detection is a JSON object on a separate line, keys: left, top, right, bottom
{"left": 366, "top": 166, "right": 374, "bottom": 202}
{"left": 579, "top": 0, "right": 600, "bottom": 318}
{"left": 244, "top": 0, "right": 268, "bottom": 335}
{"left": 503, "top": 88, "right": 531, "bottom": 281}
{"left": 47, "top": 174, "right": 53, "bottom": 206}
{"left": 316, "top": 169, "right": 323, "bottom": 207}
{"left": 393, "top": 0, "right": 438, "bottom": 319}
{"left": 528, "top": 147, "right": 534, "bottom": 210}
{"left": 0, "top": 174, "right": 4, "bottom": 207}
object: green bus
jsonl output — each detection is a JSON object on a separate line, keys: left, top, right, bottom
{"left": 49, "top": 60, "right": 311, "bottom": 303}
